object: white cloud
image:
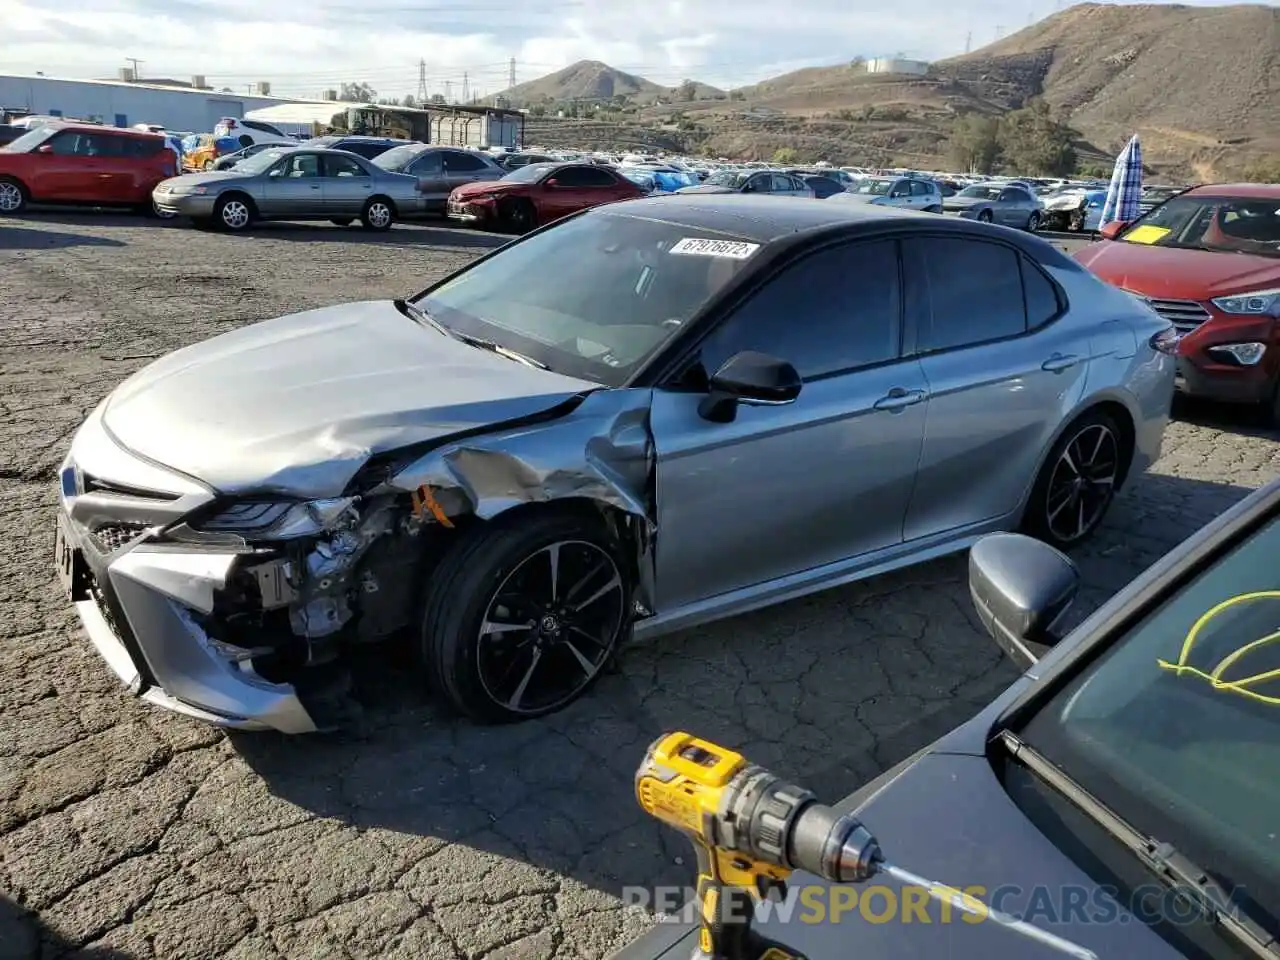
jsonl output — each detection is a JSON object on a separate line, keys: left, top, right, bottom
{"left": 0, "top": 0, "right": 1260, "bottom": 98}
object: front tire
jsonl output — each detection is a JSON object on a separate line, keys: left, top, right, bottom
{"left": 1026, "top": 210, "right": 1042, "bottom": 232}
{"left": 1023, "top": 410, "right": 1126, "bottom": 549}
{"left": 419, "top": 510, "right": 633, "bottom": 723}
{"left": 214, "top": 195, "right": 253, "bottom": 232}
{"left": 925, "top": 205, "right": 942, "bottom": 214}
{"left": 977, "top": 209, "right": 993, "bottom": 223}
{"left": 0, "top": 177, "right": 28, "bottom": 215}
{"left": 498, "top": 197, "right": 536, "bottom": 234}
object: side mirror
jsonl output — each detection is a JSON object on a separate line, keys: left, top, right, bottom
{"left": 544, "top": 178, "right": 560, "bottom": 188}
{"left": 1098, "top": 220, "right": 1128, "bottom": 240}
{"left": 36, "top": 144, "right": 53, "bottom": 154}
{"left": 969, "top": 533, "right": 1079, "bottom": 670}
{"left": 268, "top": 168, "right": 283, "bottom": 178}
{"left": 698, "top": 351, "right": 802, "bottom": 423}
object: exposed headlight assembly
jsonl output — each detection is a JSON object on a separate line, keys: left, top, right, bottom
{"left": 195, "top": 497, "right": 357, "bottom": 539}
{"left": 1210, "top": 288, "right": 1280, "bottom": 317}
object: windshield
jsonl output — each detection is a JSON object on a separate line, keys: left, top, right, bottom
{"left": 501, "top": 163, "right": 554, "bottom": 183}
{"left": 852, "top": 178, "right": 893, "bottom": 196}
{"left": 232, "top": 148, "right": 292, "bottom": 176}
{"left": 2, "top": 126, "right": 55, "bottom": 153}
{"left": 413, "top": 211, "right": 756, "bottom": 386}
{"left": 372, "top": 143, "right": 426, "bottom": 171}
{"left": 1119, "top": 195, "right": 1280, "bottom": 258}
{"left": 1019, "top": 513, "right": 1280, "bottom": 912}
{"left": 959, "top": 184, "right": 1002, "bottom": 200}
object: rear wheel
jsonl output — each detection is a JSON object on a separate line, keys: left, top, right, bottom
{"left": 214, "top": 195, "right": 253, "bottom": 231}
{"left": 419, "top": 510, "right": 632, "bottom": 723}
{"left": 1026, "top": 210, "right": 1042, "bottom": 232}
{"left": 1023, "top": 410, "right": 1126, "bottom": 549}
{"left": 0, "top": 177, "right": 28, "bottom": 215}
{"left": 361, "top": 198, "right": 395, "bottom": 231}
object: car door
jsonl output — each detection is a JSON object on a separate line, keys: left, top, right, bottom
{"left": 320, "top": 152, "right": 374, "bottom": 216}
{"left": 408, "top": 150, "right": 448, "bottom": 207}
{"left": 441, "top": 150, "right": 494, "bottom": 194}
{"left": 24, "top": 130, "right": 88, "bottom": 200}
{"left": 900, "top": 235, "right": 1090, "bottom": 541}
{"left": 648, "top": 238, "right": 930, "bottom": 611}
{"left": 886, "top": 179, "right": 913, "bottom": 208}
{"left": 259, "top": 151, "right": 323, "bottom": 217}
{"left": 997, "top": 187, "right": 1029, "bottom": 227}
{"left": 741, "top": 172, "right": 774, "bottom": 195}
{"left": 910, "top": 179, "right": 937, "bottom": 210}
{"left": 94, "top": 132, "right": 143, "bottom": 201}
{"left": 541, "top": 165, "right": 615, "bottom": 221}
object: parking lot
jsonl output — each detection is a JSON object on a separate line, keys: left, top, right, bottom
{"left": 2, "top": 214, "right": 1278, "bottom": 960}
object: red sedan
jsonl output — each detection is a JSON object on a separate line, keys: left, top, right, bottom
{"left": 1075, "top": 183, "right": 1280, "bottom": 419}
{"left": 447, "top": 161, "right": 644, "bottom": 233}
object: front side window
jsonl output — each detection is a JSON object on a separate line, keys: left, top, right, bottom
{"left": 279, "top": 153, "right": 320, "bottom": 178}
{"left": 915, "top": 237, "right": 1026, "bottom": 351}
{"left": 698, "top": 240, "right": 902, "bottom": 379}
{"left": 415, "top": 211, "right": 756, "bottom": 386}
{"left": 1019, "top": 512, "right": 1280, "bottom": 913}
{"left": 852, "top": 179, "right": 893, "bottom": 196}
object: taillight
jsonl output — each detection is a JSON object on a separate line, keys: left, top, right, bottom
{"left": 1150, "top": 326, "right": 1180, "bottom": 355}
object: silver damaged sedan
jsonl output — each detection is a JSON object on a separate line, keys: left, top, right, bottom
{"left": 53, "top": 196, "right": 1178, "bottom": 733}
{"left": 153, "top": 146, "right": 427, "bottom": 231}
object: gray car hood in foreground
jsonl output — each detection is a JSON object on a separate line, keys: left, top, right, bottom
{"left": 102, "top": 300, "right": 597, "bottom": 498}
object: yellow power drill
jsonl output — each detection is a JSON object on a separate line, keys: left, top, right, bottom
{"left": 636, "top": 732, "right": 1101, "bottom": 960}
{"left": 635, "top": 732, "right": 882, "bottom": 960}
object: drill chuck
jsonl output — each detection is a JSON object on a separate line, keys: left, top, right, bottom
{"left": 718, "top": 766, "right": 883, "bottom": 884}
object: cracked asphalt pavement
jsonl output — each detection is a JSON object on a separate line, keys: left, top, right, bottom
{"left": 2, "top": 214, "right": 1278, "bottom": 960}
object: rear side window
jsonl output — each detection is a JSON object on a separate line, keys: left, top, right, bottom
{"left": 127, "top": 137, "right": 164, "bottom": 158}
{"left": 916, "top": 237, "right": 1026, "bottom": 351}
{"left": 444, "top": 151, "right": 488, "bottom": 172}
{"left": 1021, "top": 258, "right": 1064, "bottom": 327}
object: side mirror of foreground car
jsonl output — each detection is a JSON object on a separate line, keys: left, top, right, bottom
{"left": 698, "top": 351, "right": 802, "bottom": 423}
{"left": 968, "top": 533, "right": 1079, "bottom": 671}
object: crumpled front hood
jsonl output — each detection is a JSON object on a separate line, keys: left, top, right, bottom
{"left": 452, "top": 179, "right": 522, "bottom": 199}
{"left": 1075, "top": 243, "right": 1280, "bottom": 299}
{"left": 102, "top": 300, "right": 596, "bottom": 498}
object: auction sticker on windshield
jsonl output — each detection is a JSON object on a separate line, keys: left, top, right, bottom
{"left": 1122, "top": 225, "right": 1171, "bottom": 245}
{"left": 669, "top": 238, "right": 761, "bottom": 259}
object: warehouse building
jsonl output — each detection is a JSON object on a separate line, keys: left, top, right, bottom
{"left": 0, "top": 72, "right": 304, "bottom": 134}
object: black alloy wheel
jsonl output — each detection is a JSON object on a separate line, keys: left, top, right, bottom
{"left": 977, "top": 209, "right": 994, "bottom": 223}
{"left": 420, "top": 511, "right": 632, "bottom": 722}
{"left": 1031, "top": 414, "right": 1123, "bottom": 548}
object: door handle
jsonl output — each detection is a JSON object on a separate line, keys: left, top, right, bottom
{"left": 873, "top": 388, "right": 928, "bottom": 411}
{"left": 310, "top": 184, "right": 321, "bottom": 190}
{"left": 1041, "top": 353, "right": 1081, "bottom": 373}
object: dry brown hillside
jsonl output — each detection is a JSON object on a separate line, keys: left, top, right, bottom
{"left": 939, "top": 2, "right": 1280, "bottom": 171}
{"left": 501, "top": 60, "right": 723, "bottom": 105}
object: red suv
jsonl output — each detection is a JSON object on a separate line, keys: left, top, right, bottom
{"left": 1075, "top": 183, "right": 1280, "bottom": 419}
{"left": 0, "top": 122, "right": 179, "bottom": 216}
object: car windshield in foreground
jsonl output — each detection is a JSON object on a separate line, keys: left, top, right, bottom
{"left": 1119, "top": 195, "right": 1280, "bottom": 258}
{"left": 372, "top": 143, "right": 426, "bottom": 171}
{"left": 232, "top": 149, "right": 291, "bottom": 176}
{"left": 852, "top": 179, "right": 893, "bottom": 195}
{"left": 959, "top": 185, "right": 1002, "bottom": 200}
{"left": 501, "top": 163, "right": 555, "bottom": 183}
{"left": 413, "top": 212, "right": 757, "bottom": 387}
{"left": 3, "top": 126, "right": 55, "bottom": 153}
{"left": 1019, "top": 511, "right": 1280, "bottom": 918}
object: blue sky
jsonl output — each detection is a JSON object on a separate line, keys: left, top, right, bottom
{"left": 0, "top": 0, "right": 1270, "bottom": 99}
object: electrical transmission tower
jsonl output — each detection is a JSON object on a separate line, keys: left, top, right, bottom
{"left": 964, "top": 31, "right": 972, "bottom": 53}
{"left": 995, "top": 24, "right": 1005, "bottom": 39}
{"left": 417, "top": 59, "right": 428, "bottom": 101}
{"left": 508, "top": 57, "right": 516, "bottom": 90}
{"left": 462, "top": 72, "right": 469, "bottom": 103}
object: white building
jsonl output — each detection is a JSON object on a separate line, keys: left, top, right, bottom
{"left": 0, "top": 74, "right": 305, "bottom": 134}
{"left": 865, "top": 58, "right": 930, "bottom": 76}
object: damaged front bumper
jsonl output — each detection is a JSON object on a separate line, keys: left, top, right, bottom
{"left": 56, "top": 406, "right": 319, "bottom": 733}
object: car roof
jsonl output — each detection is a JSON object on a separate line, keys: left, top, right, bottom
{"left": 594, "top": 194, "right": 938, "bottom": 242}
{"left": 1185, "top": 183, "right": 1280, "bottom": 199}
{"left": 40, "top": 121, "right": 160, "bottom": 139}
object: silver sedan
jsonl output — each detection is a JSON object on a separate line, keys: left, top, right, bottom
{"left": 53, "top": 197, "right": 1175, "bottom": 733}
{"left": 944, "top": 182, "right": 1045, "bottom": 231}
{"left": 153, "top": 147, "right": 429, "bottom": 231}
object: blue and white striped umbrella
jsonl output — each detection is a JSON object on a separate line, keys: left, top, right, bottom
{"left": 1099, "top": 134, "right": 1143, "bottom": 228}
